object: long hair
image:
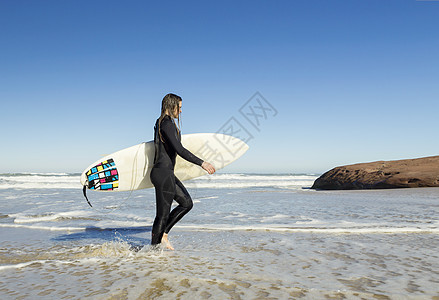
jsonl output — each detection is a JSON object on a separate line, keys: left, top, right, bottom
{"left": 158, "top": 93, "right": 182, "bottom": 142}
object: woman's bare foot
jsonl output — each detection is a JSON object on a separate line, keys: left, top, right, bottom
{"left": 161, "top": 233, "right": 174, "bottom": 250}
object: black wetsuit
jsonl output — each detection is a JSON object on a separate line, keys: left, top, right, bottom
{"left": 150, "top": 115, "right": 203, "bottom": 245}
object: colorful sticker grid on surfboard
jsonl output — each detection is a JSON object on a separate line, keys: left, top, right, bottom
{"left": 85, "top": 159, "right": 119, "bottom": 191}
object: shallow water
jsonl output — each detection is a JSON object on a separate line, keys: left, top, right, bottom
{"left": 1, "top": 173, "right": 439, "bottom": 299}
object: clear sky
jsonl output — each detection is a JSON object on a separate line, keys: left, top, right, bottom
{"left": 1, "top": 0, "right": 438, "bottom": 174}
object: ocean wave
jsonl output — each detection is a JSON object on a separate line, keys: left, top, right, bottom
{"left": 11, "top": 211, "right": 98, "bottom": 224}
{"left": 0, "top": 173, "right": 81, "bottom": 189}
{"left": 194, "top": 173, "right": 317, "bottom": 181}
{"left": 175, "top": 224, "right": 439, "bottom": 234}
{"left": 186, "top": 173, "right": 317, "bottom": 189}
{"left": 0, "top": 172, "right": 79, "bottom": 177}
{"left": 0, "top": 223, "right": 85, "bottom": 231}
{"left": 3, "top": 222, "right": 437, "bottom": 235}
{"left": 0, "top": 173, "right": 318, "bottom": 190}
{"left": 184, "top": 180, "right": 315, "bottom": 189}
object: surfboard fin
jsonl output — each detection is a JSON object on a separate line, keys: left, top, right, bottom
{"left": 82, "top": 185, "right": 93, "bottom": 207}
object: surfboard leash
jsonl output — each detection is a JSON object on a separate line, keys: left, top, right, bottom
{"left": 82, "top": 185, "right": 93, "bottom": 207}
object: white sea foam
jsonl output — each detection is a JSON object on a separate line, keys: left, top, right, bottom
{"left": 295, "top": 218, "right": 323, "bottom": 225}
{"left": 193, "top": 196, "right": 219, "bottom": 200}
{"left": 26, "top": 172, "right": 71, "bottom": 176}
{"left": 186, "top": 173, "right": 317, "bottom": 189}
{"left": 175, "top": 224, "right": 439, "bottom": 234}
{"left": 0, "top": 257, "right": 105, "bottom": 271}
{"left": 0, "top": 260, "right": 51, "bottom": 271}
{"left": 0, "top": 223, "right": 85, "bottom": 231}
{"left": 11, "top": 210, "right": 94, "bottom": 223}
{"left": 261, "top": 214, "right": 291, "bottom": 222}
{"left": 92, "top": 220, "right": 151, "bottom": 229}
{"left": 0, "top": 173, "right": 317, "bottom": 190}
{"left": 184, "top": 181, "right": 313, "bottom": 189}
{"left": 0, "top": 173, "right": 82, "bottom": 189}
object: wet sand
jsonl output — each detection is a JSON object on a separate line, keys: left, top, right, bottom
{"left": 1, "top": 227, "right": 439, "bottom": 299}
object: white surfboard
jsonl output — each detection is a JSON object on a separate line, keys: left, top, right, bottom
{"left": 80, "top": 133, "right": 249, "bottom": 193}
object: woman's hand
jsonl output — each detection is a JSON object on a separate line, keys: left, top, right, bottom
{"left": 201, "top": 162, "right": 216, "bottom": 174}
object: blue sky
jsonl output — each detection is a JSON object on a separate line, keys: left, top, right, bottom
{"left": 1, "top": 0, "right": 438, "bottom": 174}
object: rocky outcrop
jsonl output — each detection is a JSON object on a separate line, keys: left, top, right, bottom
{"left": 311, "top": 156, "right": 439, "bottom": 190}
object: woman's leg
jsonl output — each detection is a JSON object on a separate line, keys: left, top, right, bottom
{"left": 164, "top": 177, "right": 193, "bottom": 234}
{"left": 150, "top": 168, "right": 175, "bottom": 245}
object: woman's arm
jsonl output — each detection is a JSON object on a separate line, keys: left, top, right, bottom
{"left": 161, "top": 118, "right": 204, "bottom": 166}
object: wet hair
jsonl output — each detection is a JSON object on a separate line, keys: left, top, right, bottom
{"left": 158, "top": 93, "right": 182, "bottom": 142}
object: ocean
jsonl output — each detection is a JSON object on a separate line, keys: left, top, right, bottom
{"left": 0, "top": 173, "right": 438, "bottom": 299}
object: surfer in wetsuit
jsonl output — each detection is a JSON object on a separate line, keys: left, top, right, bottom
{"left": 150, "top": 93, "right": 215, "bottom": 250}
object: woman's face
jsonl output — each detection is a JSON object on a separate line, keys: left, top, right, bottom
{"left": 173, "top": 101, "right": 182, "bottom": 118}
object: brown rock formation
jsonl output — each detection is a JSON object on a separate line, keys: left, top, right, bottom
{"left": 311, "top": 156, "right": 439, "bottom": 190}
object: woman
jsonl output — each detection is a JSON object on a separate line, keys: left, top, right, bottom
{"left": 150, "top": 93, "right": 215, "bottom": 250}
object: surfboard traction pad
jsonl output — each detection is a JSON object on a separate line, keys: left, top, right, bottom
{"left": 85, "top": 158, "right": 119, "bottom": 191}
